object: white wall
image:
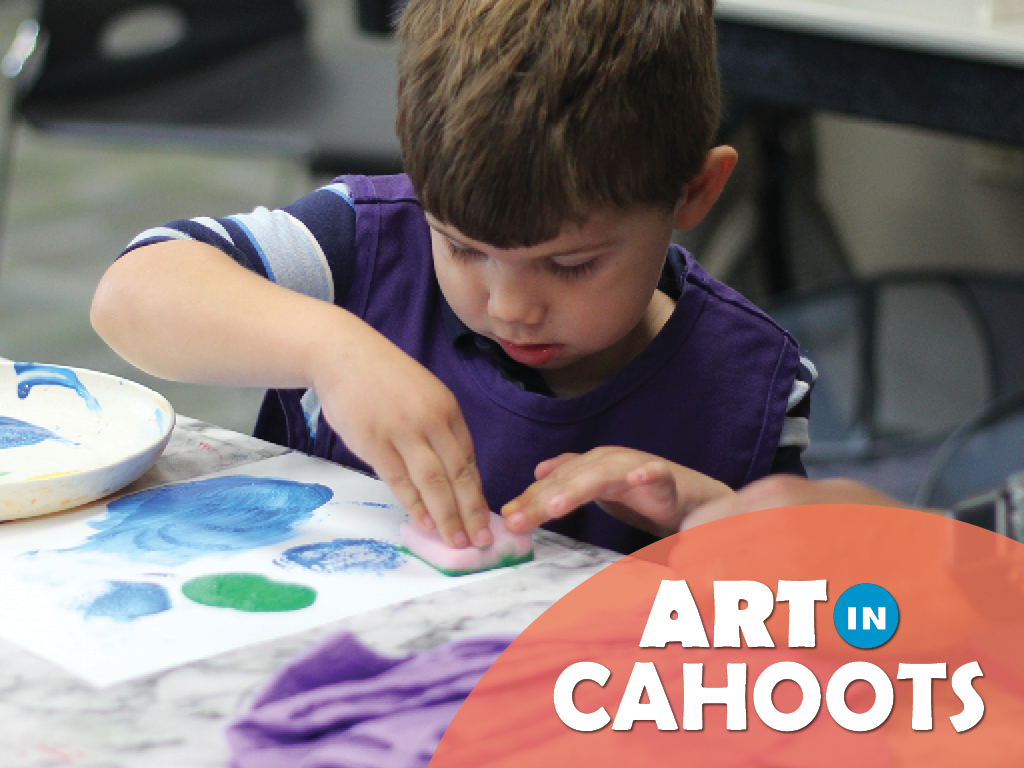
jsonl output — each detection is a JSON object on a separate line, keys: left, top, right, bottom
{"left": 814, "top": 114, "right": 1024, "bottom": 275}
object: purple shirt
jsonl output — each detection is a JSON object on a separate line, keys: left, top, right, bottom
{"left": 258, "top": 175, "right": 801, "bottom": 554}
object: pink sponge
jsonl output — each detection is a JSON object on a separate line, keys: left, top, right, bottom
{"left": 399, "top": 513, "right": 534, "bottom": 576}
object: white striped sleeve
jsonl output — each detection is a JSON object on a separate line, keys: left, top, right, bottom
{"left": 227, "top": 208, "right": 334, "bottom": 303}
{"left": 779, "top": 356, "right": 817, "bottom": 452}
{"left": 120, "top": 181, "right": 358, "bottom": 306}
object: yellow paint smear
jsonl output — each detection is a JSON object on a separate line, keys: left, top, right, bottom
{"left": 26, "top": 470, "right": 78, "bottom": 481}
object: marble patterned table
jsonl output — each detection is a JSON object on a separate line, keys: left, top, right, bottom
{"left": 0, "top": 417, "right": 619, "bottom": 768}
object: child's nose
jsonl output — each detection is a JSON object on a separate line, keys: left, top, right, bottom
{"left": 487, "top": 280, "right": 545, "bottom": 326}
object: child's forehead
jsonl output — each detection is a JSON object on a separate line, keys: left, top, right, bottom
{"left": 425, "top": 206, "right": 668, "bottom": 254}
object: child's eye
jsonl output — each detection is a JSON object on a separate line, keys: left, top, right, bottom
{"left": 447, "top": 241, "right": 484, "bottom": 262}
{"left": 548, "top": 259, "right": 598, "bottom": 280}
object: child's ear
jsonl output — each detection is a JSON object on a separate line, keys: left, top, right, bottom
{"left": 672, "top": 146, "right": 738, "bottom": 230}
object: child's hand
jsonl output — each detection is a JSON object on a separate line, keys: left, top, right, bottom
{"left": 311, "top": 320, "right": 493, "bottom": 550}
{"left": 500, "top": 447, "right": 732, "bottom": 538}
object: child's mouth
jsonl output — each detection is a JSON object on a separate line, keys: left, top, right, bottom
{"left": 497, "top": 339, "right": 564, "bottom": 366}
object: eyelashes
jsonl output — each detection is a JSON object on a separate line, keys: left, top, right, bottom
{"left": 446, "top": 242, "right": 484, "bottom": 262}
{"left": 547, "top": 260, "right": 598, "bottom": 280}
{"left": 446, "top": 241, "right": 598, "bottom": 281}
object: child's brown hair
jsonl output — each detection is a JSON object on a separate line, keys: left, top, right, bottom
{"left": 396, "top": 0, "right": 720, "bottom": 247}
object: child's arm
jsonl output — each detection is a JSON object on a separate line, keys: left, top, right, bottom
{"left": 91, "top": 240, "right": 494, "bottom": 549}
{"left": 682, "top": 474, "right": 916, "bottom": 530}
{"left": 499, "top": 447, "right": 732, "bottom": 538}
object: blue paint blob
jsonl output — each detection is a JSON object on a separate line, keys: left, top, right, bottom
{"left": 84, "top": 581, "right": 171, "bottom": 622}
{"left": 0, "top": 415, "right": 66, "bottom": 449}
{"left": 276, "top": 538, "right": 406, "bottom": 573}
{"left": 14, "top": 362, "right": 101, "bottom": 412}
{"left": 354, "top": 501, "right": 397, "bottom": 509}
{"left": 71, "top": 475, "right": 334, "bottom": 565}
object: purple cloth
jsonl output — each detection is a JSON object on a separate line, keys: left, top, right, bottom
{"left": 226, "top": 632, "right": 512, "bottom": 768}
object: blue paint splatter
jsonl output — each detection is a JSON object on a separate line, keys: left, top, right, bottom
{"left": 83, "top": 581, "right": 171, "bottom": 622}
{"left": 0, "top": 415, "right": 67, "bottom": 449}
{"left": 70, "top": 475, "right": 333, "bottom": 565}
{"left": 276, "top": 538, "right": 406, "bottom": 573}
{"left": 14, "top": 362, "right": 101, "bottom": 412}
{"left": 354, "top": 501, "right": 397, "bottom": 509}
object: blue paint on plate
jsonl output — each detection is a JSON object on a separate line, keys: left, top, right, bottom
{"left": 71, "top": 475, "right": 334, "bottom": 565}
{"left": 14, "top": 362, "right": 101, "bottom": 412}
{"left": 0, "top": 416, "right": 67, "bottom": 449}
{"left": 276, "top": 538, "right": 406, "bottom": 573}
{"left": 84, "top": 581, "right": 171, "bottom": 622}
{"left": 353, "top": 501, "right": 397, "bottom": 509}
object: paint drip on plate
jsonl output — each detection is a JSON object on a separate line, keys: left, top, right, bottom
{"left": 14, "top": 362, "right": 101, "bottom": 411}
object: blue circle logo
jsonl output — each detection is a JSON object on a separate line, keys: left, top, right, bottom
{"left": 833, "top": 583, "right": 899, "bottom": 649}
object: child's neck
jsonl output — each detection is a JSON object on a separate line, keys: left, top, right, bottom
{"left": 541, "top": 290, "right": 675, "bottom": 398}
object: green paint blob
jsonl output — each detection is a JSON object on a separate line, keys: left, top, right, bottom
{"left": 181, "top": 573, "right": 316, "bottom": 612}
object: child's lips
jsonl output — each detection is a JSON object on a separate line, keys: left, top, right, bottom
{"left": 497, "top": 338, "right": 564, "bottom": 366}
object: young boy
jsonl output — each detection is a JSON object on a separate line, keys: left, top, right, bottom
{"left": 91, "top": 0, "right": 814, "bottom": 555}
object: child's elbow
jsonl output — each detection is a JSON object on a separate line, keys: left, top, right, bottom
{"left": 91, "top": 264, "right": 124, "bottom": 342}
{"left": 90, "top": 255, "right": 147, "bottom": 350}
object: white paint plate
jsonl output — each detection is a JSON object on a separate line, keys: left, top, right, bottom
{"left": 0, "top": 362, "right": 174, "bottom": 520}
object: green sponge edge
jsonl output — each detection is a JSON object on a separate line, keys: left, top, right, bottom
{"left": 398, "top": 546, "right": 534, "bottom": 576}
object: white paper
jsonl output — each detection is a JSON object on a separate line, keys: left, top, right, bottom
{"left": 0, "top": 453, "right": 527, "bottom": 687}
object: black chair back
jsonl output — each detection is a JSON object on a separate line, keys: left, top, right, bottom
{"left": 356, "top": 0, "right": 406, "bottom": 34}
{"left": 768, "top": 272, "right": 1024, "bottom": 460}
{"left": 24, "top": 0, "right": 305, "bottom": 99}
{"left": 917, "top": 390, "right": 1024, "bottom": 510}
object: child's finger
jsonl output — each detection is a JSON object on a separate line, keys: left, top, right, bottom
{"left": 630, "top": 462, "right": 681, "bottom": 512}
{"left": 534, "top": 453, "right": 580, "bottom": 481}
{"left": 626, "top": 460, "right": 676, "bottom": 489}
{"left": 398, "top": 439, "right": 470, "bottom": 548}
{"left": 431, "top": 424, "right": 493, "bottom": 548}
{"left": 500, "top": 478, "right": 545, "bottom": 531}
{"left": 541, "top": 470, "right": 628, "bottom": 519}
{"left": 504, "top": 452, "right": 606, "bottom": 529}
{"left": 504, "top": 459, "right": 628, "bottom": 531}
{"left": 372, "top": 447, "right": 434, "bottom": 533}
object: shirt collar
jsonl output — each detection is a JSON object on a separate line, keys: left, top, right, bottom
{"left": 439, "top": 295, "right": 553, "bottom": 394}
{"left": 440, "top": 295, "right": 476, "bottom": 346}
